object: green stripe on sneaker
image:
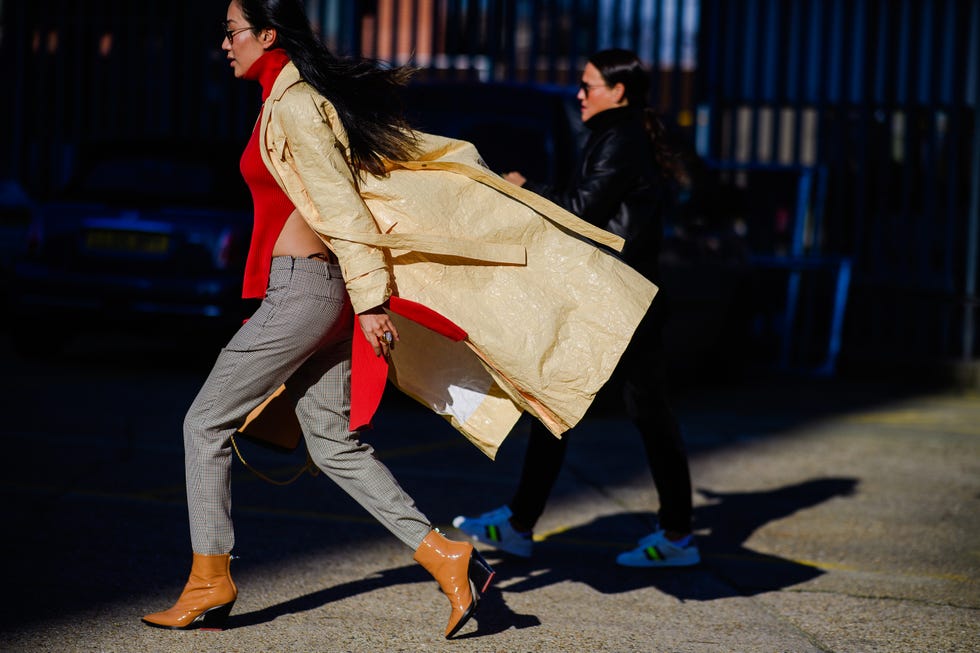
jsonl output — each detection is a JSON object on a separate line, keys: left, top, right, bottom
{"left": 487, "top": 525, "right": 500, "bottom": 542}
{"left": 645, "top": 546, "right": 663, "bottom": 561}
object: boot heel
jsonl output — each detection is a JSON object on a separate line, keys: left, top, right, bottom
{"left": 195, "top": 601, "right": 235, "bottom": 630}
{"left": 469, "top": 549, "right": 495, "bottom": 596}
{"left": 414, "top": 529, "right": 495, "bottom": 639}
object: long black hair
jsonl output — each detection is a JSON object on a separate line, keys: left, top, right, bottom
{"left": 589, "top": 48, "right": 686, "bottom": 184}
{"left": 238, "top": 0, "right": 418, "bottom": 177}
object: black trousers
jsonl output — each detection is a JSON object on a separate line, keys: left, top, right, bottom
{"left": 508, "top": 299, "right": 694, "bottom": 534}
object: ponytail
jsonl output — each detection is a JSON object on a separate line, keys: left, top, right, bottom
{"left": 642, "top": 108, "right": 688, "bottom": 185}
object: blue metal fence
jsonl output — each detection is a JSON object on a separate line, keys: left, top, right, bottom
{"left": 1, "top": 0, "right": 976, "bottom": 370}
{"left": 695, "top": 0, "right": 979, "bottom": 368}
{"left": 0, "top": 0, "right": 701, "bottom": 192}
{"left": 347, "top": 0, "right": 699, "bottom": 117}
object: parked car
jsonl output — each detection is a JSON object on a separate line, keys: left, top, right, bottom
{"left": 12, "top": 141, "right": 253, "bottom": 355}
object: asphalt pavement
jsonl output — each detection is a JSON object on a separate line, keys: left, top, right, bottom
{"left": 0, "top": 331, "right": 977, "bottom": 652}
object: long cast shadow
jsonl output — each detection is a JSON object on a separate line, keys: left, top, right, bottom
{"left": 483, "top": 477, "right": 858, "bottom": 601}
{"left": 227, "top": 476, "right": 856, "bottom": 635}
{"left": 227, "top": 561, "right": 540, "bottom": 637}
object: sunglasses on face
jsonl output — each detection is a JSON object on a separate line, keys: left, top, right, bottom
{"left": 222, "top": 22, "right": 252, "bottom": 43}
{"left": 579, "top": 80, "right": 608, "bottom": 96}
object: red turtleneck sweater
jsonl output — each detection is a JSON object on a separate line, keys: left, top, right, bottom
{"left": 239, "top": 48, "right": 295, "bottom": 299}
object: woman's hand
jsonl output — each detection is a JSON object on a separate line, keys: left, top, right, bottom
{"left": 358, "top": 305, "right": 399, "bottom": 357}
{"left": 503, "top": 171, "right": 527, "bottom": 187}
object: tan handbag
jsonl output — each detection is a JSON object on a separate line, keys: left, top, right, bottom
{"left": 235, "top": 384, "right": 303, "bottom": 452}
{"left": 230, "top": 386, "right": 317, "bottom": 486}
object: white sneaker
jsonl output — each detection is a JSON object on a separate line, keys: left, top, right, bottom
{"left": 451, "top": 505, "right": 533, "bottom": 558}
{"left": 616, "top": 530, "right": 700, "bottom": 568}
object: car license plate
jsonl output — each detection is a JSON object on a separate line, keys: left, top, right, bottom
{"left": 84, "top": 229, "right": 170, "bottom": 254}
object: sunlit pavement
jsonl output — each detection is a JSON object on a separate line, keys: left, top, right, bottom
{"left": 0, "top": 333, "right": 977, "bottom": 652}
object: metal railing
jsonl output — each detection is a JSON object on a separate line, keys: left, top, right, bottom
{"left": 694, "top": 0, "right": 979, "bottom": 367}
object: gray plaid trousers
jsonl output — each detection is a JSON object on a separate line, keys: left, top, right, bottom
{"left": 183, "top": 256, "right": 432, "bottom": 554}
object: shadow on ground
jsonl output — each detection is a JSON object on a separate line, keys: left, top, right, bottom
{"left": 476, "top": 476, "right": 858, "bottom": 604}
{"left": 225, "top": 561, "right": 542, "bottom": 638}
{"left": 212, "top": 476, "right": 857, "bottom": 638}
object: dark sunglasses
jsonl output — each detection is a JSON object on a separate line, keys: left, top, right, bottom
{"left": 221, "top": 21, "right": 252, "bottom": 43}
{"left": 578, "top": 80, "right": 608, "bottom": 96}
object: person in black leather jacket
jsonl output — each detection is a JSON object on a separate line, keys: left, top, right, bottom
{"left": 453, "top": 49, "right": 699, "bottom": 568}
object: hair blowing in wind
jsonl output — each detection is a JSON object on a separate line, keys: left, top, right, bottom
{"left": 239, "top": 0, "right": 419, "bottom": 177}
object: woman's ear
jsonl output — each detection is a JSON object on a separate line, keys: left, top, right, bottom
{"left": 611, "top": 82, "right": 627, "bottom": 105}
{"left": 260, "top": 28, "right": 278, "bottom": 49}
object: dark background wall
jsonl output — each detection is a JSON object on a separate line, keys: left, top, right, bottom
{"left": 2, "top": 0, "right": 977, "bottom": 380}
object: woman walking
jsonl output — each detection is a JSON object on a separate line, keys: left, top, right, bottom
{"left": 141, "top": 0, "right": 492, "bottom": 638}
{"left": 454, "top": 49, "right": 700, "bottom": 568}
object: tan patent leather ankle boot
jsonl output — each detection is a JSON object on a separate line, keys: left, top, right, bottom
{"left": 142, "top": 553, "right": 237, "bottom": 630}
{"left": 413, "top": 529, "right": 495, "bottom": 638}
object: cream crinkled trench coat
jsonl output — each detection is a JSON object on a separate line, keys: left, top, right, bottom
{"left": 251, "top": 62, "right": 656, "bottom": 458}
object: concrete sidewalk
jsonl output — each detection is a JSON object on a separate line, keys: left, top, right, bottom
{"left": 0, "top": 343, "right": 976, "bottom": 652}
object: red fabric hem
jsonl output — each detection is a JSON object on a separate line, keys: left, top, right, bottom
{"left": 349, "top": 297, "right": 468, "bottom": 431}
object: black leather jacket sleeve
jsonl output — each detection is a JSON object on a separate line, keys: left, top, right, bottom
{"left": 526, "top": 127, "right": 639, "bottom": 231}
{"left": 523, "top": 108, "right": 664, "bottom": 278}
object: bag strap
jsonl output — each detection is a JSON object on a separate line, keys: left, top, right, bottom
{"left": 229, "top": 433, "right": 320, "bottom": 486}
